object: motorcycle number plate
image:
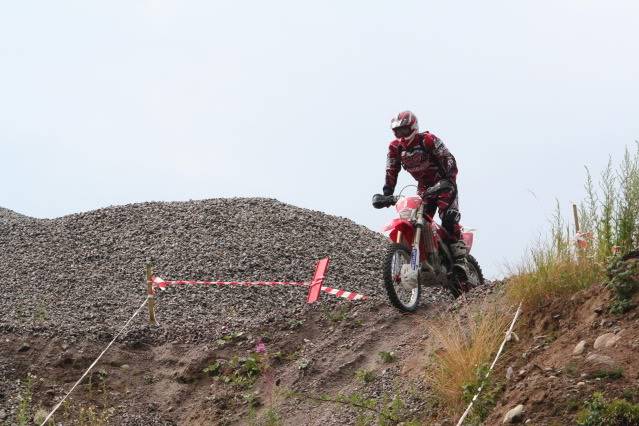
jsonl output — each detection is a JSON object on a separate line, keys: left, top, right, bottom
{"left": 410, "top": 247, "right": 420, "bottom": 270}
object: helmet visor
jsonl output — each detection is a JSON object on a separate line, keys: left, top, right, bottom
{"left": 393, "top": 126, "right": 413, "bottom": 138}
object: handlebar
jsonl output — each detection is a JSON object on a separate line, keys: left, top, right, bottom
{"left": 373, "top": 180, "right": 454, "bottom": 209}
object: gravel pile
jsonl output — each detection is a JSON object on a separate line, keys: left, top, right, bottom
{"left": 0, "top": 198, "right": 392, "bottom": 344}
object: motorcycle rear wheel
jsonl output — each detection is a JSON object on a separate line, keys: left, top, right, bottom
{"left": 383, "top": 243, "right": 421, "bottom": 312}
{"left": 448, "top": 254, "right": 485, "bottom": 298}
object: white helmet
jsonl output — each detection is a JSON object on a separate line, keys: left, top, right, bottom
{"left": 390, "top": 111, "right": 419, "bottom": 142}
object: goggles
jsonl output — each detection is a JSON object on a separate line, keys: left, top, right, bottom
{"left": 393, "top": 126, "right": 413, "bottom": 138}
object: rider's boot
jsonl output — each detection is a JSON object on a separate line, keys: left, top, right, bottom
{"left": 449, "top": 240, "right": 470, "bottom": 280}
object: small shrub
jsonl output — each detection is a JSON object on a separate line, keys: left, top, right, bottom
{"left": 460, "top": 364, "right": 503, "bottom": 424}
{"left": 213, "top": 354, "right": 264, "bottom": 388}
{"left": 16, "top": 374, "right": 34, "bottom": 426}
{"left": 606, "top": 254, "right": 639, "bottom": 314}
{"left": 577, "top": 392, "right": 639, "bottom": 425}
{"left": 589, "top": 368, "right": 624, "bottom": 380}
{"left": 203, "top": 360, "right": 222, "bottom": 376}
{"left": 77, "top": 405, "right": 114, "bottom": 426}
{"left": 287, "top": 390, "right": 414, "bottom": 425}
{"left": 378, "top": 351, "right": 396, "bottom": 363}
{"left": 355, "top": 368, "right": 375, "bottom": 384}
{"left": 296, "top": 357, "right": 310, "bottom": 371}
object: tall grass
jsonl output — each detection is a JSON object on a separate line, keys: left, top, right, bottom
{"left": 425, "top": 303, "right": 511, "bottom": 414}
{"left": 507, "top": 143, "right": 639, "bottom": 309}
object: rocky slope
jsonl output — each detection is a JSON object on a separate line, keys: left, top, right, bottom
{"left": 485, "top": 284, "right": 639, "bottom": 425}
{"left": 1, "top": 198, "right": 459, "bottom": 425}
{"left": 0, "top": 198, "right": 395, "bottom": 345}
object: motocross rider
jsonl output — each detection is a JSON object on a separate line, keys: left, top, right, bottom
{"left": 374, "top": 110, "right": 469, "bottom": 278}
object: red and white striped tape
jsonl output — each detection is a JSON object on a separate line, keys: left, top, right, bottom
{"left": 320, "top": 286, "right": 367, "bottom": 301}
{"left": 151, "top": 276, "right": 308, "bottom": 289}
{"left": 151, "top": 276, "right": 368, "bottom": 301}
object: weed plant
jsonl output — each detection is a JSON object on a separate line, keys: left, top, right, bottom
{"left": 354, "top": 368, "right": 376, "bottom": 384}
{"left": 378, "top": 351, "right": 396, "bottom": 363}
{"left": 460, "top": 364, "right": 504, "bottom": 425}
{"left": 507, "top": 144, "right": 639, "bottom": 309}
{"left": 16, "top": 374, "right": 34, "bottom": 426}
{"left": 424, "top": 304, "right": 511, "bottom": 413}
{"left": 577, "top": 392, "right": 639, "bottom": 425}
{"left": 203, "top": 354, "right": 264, "bottom": 388}
{"left": 606, "top": 254, "right": 639, "bottom": 313}
{"left": 287, "top": 390, "right": 418, "bottom": 425}
{"left": 589, "top": 368, "right": 624, "bottom": 380}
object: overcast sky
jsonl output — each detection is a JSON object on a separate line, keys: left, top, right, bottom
{"left": 2, "top": 1, "right": 638, "bottom": 278}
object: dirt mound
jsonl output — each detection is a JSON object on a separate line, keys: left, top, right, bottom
{"left": 485, "top": 284, "right": 639, "bottom": 424}
{"left": 0, "top": 198, "right": 407, "bottom": 345}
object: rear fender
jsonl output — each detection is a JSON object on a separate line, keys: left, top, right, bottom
{"left": 462, "top": 232, "right": 474, "bottom": 253}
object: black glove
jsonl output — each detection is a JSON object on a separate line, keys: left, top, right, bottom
{"left": 372, "top": 194, "right": 393, "bottom": 209}
{"left": 424, "top": 179, "right": 455, "bottom": 197}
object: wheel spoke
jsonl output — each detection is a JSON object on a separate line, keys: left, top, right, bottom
{"left": 384, "top": 244, "right": 421, "bottom": 311}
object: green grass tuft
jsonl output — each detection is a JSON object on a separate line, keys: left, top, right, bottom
{"left": 507, "top": 143, "right": 639, "bottom": 310}
{"left": 577, "top": 392, "right": 639, "bottom": 425}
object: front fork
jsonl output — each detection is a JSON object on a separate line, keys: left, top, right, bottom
{"left": 413, "top": 205, "right": 439, "bottom": 272}
{"left": 411, "top": 205, "right": 425, "bottom": 271}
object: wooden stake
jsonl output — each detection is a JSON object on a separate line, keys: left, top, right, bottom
{"left": 572, "top": 203, "right": 580, "bottom": 234}
{"left": 146, "top": 264, "right": 157, "bottom": 326}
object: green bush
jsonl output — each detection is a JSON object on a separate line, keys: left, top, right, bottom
{"left": 580, "top": 145, "right": 639, "bottom": 260}
{"left": 577, "top": 392, "right": 639, "bottom": 425}
{"left": 589, "top": 368, "right": 624, "bottom": 380}
{"left": 205, "top": 354, "right": 264, "bottom": 388}
{"left": 508, "top": 144, "right": 639, "bottom": 309}
{"left": 607, "top": 254, "right": 639, "bottom": 313}
{"left": 461, "top": 364, "right": 503, "bottom": 425}
{"left": 378, "top": 351, "right": 396, "bottom": 363}
{"left": 16, "top": 374, "right": 35, "bottom": 426}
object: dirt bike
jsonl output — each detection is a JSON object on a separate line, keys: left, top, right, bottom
{"left": 372, "top": 182, "right": 484, "bottom": 312}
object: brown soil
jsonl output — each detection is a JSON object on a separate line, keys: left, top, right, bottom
{"left": 1, "top": 295, "right": 453, "bottom": 425}
{"left": 485, "top": 284, "right": 639, "bottom": 425}
{"left": 4, "top": 283, "right": 639, "bottom": 425}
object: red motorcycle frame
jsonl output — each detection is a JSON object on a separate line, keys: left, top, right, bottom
{"left": 382, "top": 195, "right": 474, "bottom": 262}
{"left": 375, "top": 185, "right": 483, "bottom": 312}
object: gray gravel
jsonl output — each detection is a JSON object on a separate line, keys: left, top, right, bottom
{"left": 0, "top": 198, "right": 393, "bottom": 344}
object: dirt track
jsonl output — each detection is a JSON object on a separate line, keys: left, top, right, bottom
{"left": 3, "top": 292, "right": 469, "bottom": 425}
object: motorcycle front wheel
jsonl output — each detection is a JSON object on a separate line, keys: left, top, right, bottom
{"left": 383, "top": 243, "right": 421, "bottom": 312}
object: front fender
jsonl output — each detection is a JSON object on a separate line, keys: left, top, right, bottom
{"left": 382, "top": 219, "right": 415, "bottom": 246}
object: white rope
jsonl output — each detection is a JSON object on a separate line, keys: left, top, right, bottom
{"left": 40, "top": 296, "right": 150, "bottom": 426}
{"left": 456, "top": 302, "right": 523, "bottom": 426}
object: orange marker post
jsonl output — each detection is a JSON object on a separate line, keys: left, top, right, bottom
{"left": 306, "top": 258, "right": 330, "bottom": 304}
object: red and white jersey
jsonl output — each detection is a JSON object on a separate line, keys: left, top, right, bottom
{"left": 383, "top": 132, "right": 458, "bottom": 197}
